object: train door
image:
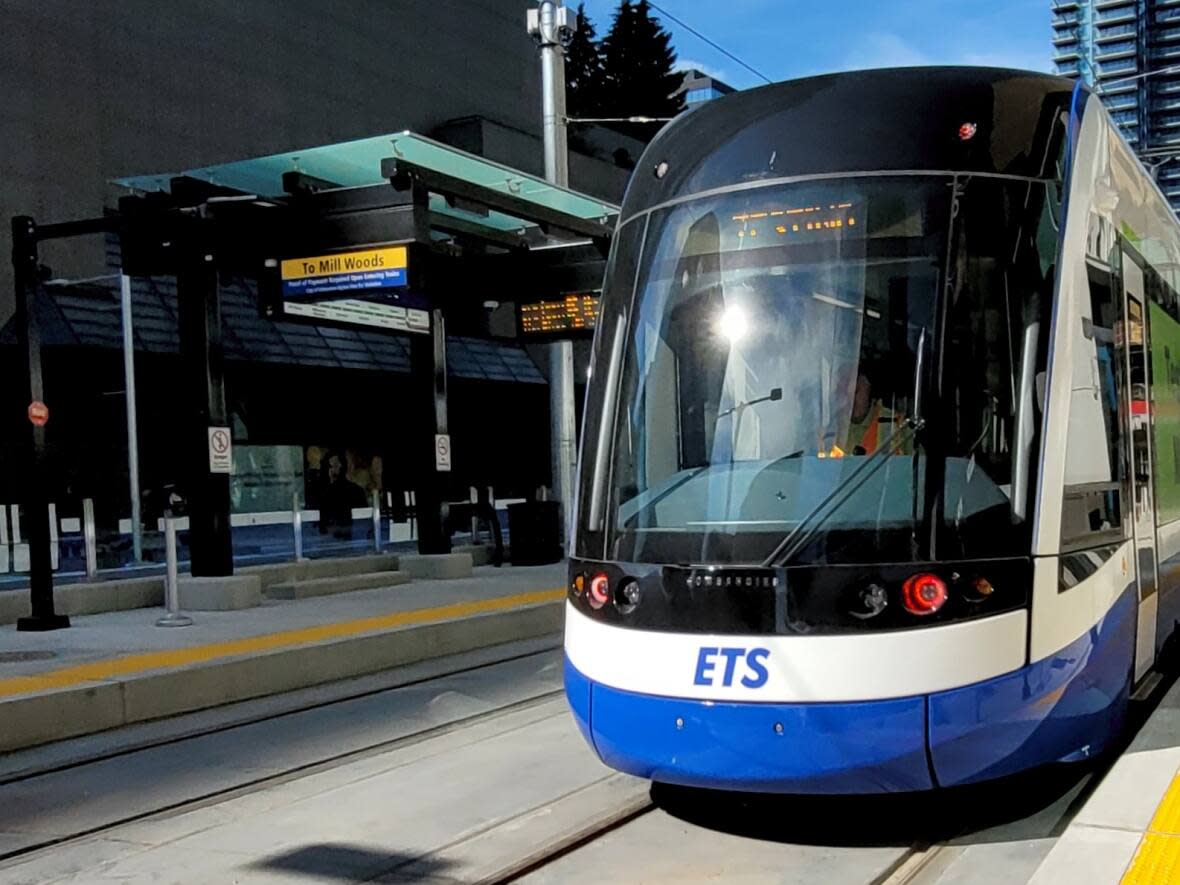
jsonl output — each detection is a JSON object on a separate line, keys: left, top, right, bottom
{"left": 1122, "top": 249, "right": 1160, "bottom": 680}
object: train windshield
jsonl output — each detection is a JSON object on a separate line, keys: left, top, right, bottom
{"left": 598, "top": 175, "right": 1056, "bottom": 565}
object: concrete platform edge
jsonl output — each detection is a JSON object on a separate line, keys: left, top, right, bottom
{"left": 0, "top": 599, "right": 562, "bottom": 753}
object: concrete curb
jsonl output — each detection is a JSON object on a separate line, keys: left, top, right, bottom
{"left": 0, "top": 599, "right": 562, "bottom": 753}
{"left": 0, "top": 577, "right": 165, "bottom": 626}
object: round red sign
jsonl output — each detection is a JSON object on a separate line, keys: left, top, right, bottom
{"left": 27, "top": 401, "right": 48, "bottom": 427}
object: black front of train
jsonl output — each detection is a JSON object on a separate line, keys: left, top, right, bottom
{"left": 572, "top": 67, "right": 1073, "bottom": 636}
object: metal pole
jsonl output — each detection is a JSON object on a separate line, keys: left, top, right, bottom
{"left": 13, "top": 216, "right": 68, "bottom": 631}
{"left": 177, "top": 223, "right": 233, "bottom": 576}
{"left": 120, "top": 274, "right": 144, "bottom": 563}
{"left": 538, "top": 0, "right": 569, "bottom": 189}
{"left": 292, "top": 491, "right": 304, "bottom": 561}
{"left": 371, "top": 488, "right": 381, "bottom": 551}
{"left": 410, "top": 309, "right": 451, "bottom": 555}
{"left": 82, "top": 498, "right": 98, "bottom": 580}
{"left": 156, "top": 515, "right": 192, "bottom": 627}
{"left": 533, "top": 0, "right": 577, "bottom": 551}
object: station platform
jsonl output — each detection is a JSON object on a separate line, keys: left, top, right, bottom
{"left": 1032, "top": 675, "right": 1180, "bottom": 884}
{"left": 0, "top": 560, "right": 564, "bottom": 755}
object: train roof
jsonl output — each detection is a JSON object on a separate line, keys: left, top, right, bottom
{"left": 621, "top": 67, "right": 1076, "bottom": 222}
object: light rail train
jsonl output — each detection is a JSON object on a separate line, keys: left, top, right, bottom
{"left": 564, "top": 67, "right": 1180, "bottom": 792}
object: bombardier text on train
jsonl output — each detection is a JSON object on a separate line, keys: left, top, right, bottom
{"left": 563, "top": 67, "right": 1180, "bottom": 794}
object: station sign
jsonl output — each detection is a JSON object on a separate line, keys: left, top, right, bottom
{"left": 263, "top": 243, "right": 432, "bottom": 336}
{"left": 280, "top": 246, "right": 408, "bottom": 301}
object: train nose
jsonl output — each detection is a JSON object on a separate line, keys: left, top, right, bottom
{"left": 564, "top": 656, "right": 933, "bottom": 794}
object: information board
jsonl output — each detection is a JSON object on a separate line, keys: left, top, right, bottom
{"left": 284, "top": 298, "right": 430, "bottom": 335}
{"left": 518, "top": 293, "right": 600, "bottom": 338}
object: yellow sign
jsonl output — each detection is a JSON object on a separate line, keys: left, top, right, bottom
{"left": 279, "top": 246, "right": 408, "bottom": 299}
{"left": 281, "top": 246, "right": 406, "bottom": 281}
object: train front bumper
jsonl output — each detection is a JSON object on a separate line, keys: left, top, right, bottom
{"left": 564, "top": 587, "right": 1136, "bottom": 793}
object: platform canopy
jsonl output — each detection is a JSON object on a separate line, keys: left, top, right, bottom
{"left": 113, "top": 131, "right": 619, "bottom": 248}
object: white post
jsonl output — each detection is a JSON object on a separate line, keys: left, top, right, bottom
{"left": 82, "top": 498, "right": 98, "bottom": 580}
{"left": 156, "top": 516, "right": 192, "bottom": 627}
{"left": 0, "top": 503, "right": 8, "bottom": 574}
{"left": 371, "top": 489, "right": 382, "bottom": 551}
{"left": 470, "top": 485, "right": 480, "bottom": 542}
{"left": 292, "top": 491, "right": 304, "bottom": 561}
{"left": 121, "top": 275, "right": 144, "bottom": 563}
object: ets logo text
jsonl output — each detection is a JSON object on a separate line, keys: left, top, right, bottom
{"left": 693, "top": 647, "right": 769, "bottom": 688}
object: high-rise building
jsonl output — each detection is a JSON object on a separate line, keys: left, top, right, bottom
{"left": 1053, "top": 0, "right": 1180, "bottom": 211}
{"left": 676, "top": 68, "right": 737, "bottom": 107}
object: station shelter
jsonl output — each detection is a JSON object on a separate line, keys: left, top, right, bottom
{"left": 5, "top": 132, "right": 616, "bottom": 626}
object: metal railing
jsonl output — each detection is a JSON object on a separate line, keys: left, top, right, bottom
{"left": 0, "top": 488, "right": 522, "bottom": 583}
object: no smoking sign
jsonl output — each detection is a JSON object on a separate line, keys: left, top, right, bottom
{"left": 208, "top": 426, "right": 233, "bottom": 474}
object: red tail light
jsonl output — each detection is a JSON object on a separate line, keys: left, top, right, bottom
{"left": 588, "top": 573, "right": 610, "bottom": 609}
{"left": 902, "top": 573, "right": 947, "bottom": 616}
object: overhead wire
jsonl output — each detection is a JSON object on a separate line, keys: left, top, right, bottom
{"left": 646, "top": 1, "right": 774, "bottom": 85}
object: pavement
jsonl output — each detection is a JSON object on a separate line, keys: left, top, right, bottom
{"left": 0, "top": 649, "right": 646, "bottom": 885}
{"left": 1031, "top": 675, "right": 1180, "bottom": 884}
{"left": 0, "top": 562, "right": 565, "bottom": 753}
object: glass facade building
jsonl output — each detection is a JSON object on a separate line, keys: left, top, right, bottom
{"left": 1053, "top": 0, "right": 1180, "bottom": 210}
{"left": 676, "top": 68, "right": 737, "bottom": 107}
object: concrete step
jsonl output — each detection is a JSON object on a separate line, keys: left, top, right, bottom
{"left": 400, "top": 552, "right": 473, "bottom": 580}
{"left": 266, "top": 569, "right": 412, "bottom": 600}
{"left": 242, "top": 553, "right": 400, "bottom": 590}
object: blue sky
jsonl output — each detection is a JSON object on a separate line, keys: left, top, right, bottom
{"left": 578, "top": 0, "right": 1051, "bottom": 89}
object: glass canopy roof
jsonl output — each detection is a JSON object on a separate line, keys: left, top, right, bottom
{"left": 113, "top": 131, "right": 618, "bottom": 239}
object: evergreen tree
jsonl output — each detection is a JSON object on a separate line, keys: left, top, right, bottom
{"left": 599, "top": 0, "right": 685, "bottom": 133}
{"left": 564, "top": 4, "right": 605, "bottom": 118}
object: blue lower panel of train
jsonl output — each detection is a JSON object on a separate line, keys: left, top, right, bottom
{"left": 565, "top": 588, "right": 1136, "bottom": 793}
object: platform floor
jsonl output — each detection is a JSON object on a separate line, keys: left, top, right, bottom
{"left": 0, "top": 563, "right": 564, "bottom": 682}
{"left": 1031, "top": 674, "right": 1180, "bottom": 884}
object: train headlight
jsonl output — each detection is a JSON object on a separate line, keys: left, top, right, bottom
{"left": 901, "top": 573, "right": 948, "bottom": 616}
{"left": 588, "top": 573, "right": 610, "bottom": 609}
{"left": 615, "top": 579, "right": 641, "bottom": 614}
{"left": 718, "top": 305, "right": 748, "bottom": 343}
{"left": 851, "top": 583, "right": 888, "bottom": 620}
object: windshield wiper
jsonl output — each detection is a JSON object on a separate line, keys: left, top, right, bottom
{"left": 760, "top": 417, "right": 921, "bottom": 567}
{"left": 717, "top": 387, "right": 782, "bottom": 420}
{"left": 761, "top": 330, "right": 928, "bottom": 568}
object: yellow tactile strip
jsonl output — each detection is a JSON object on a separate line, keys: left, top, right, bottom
{"left": 0, "top": 587, "right": 565, "bottom": 700}
{"left": 1122, "top": 770, "right": 1180, "bottom": 884}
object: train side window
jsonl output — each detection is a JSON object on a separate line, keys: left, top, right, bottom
{"left": 1061, "top": 263, "right": 1124, "bottom": 550}
{"left": 1147, "top": 266, "right": 1180, "bottom": 529}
